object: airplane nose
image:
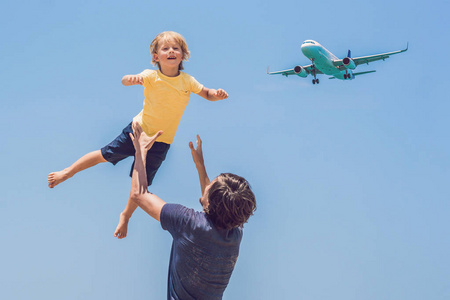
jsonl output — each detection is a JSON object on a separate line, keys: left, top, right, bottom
{"left": 301, "top": 44, "right": 310, "bottom": 55}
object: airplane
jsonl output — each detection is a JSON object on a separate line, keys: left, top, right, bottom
{"left": 267, "top": 40, "right": 408, "bottom": 84}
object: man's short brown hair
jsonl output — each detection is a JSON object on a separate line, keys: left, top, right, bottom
{"left": 205, "top": 173, "right": 256, "bottom": 230}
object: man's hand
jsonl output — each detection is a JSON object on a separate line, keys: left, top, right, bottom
{"left": 128, "top": 122, "right": 166, "bottom": 223}
{"left": 213, "top": 89, "right": 228, "bottom": 100}
{"left": 129, "top": 122, "right": 163, "bottom": 153}
{"left": 189, "top": 135, "right": 210, "bottom": 196}
{"left": 122, "top": 75, "right": 144, "bottom": 86}
{"left": 189, "top": 135, "right": 204, "bottom": 167}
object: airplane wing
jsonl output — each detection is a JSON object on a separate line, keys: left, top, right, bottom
{"left": 329, "top": 70, "right": 376, "bottom": 79}
{"left": 267, "top": 68, "right": 297, "bottom": 76}
{"left": 267, "top": 64, "right": 323, "bottom": 76}
{"left": 332, "top": 43, "right": 408, "bottom": 69}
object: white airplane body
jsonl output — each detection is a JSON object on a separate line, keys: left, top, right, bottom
{"left": 268, "top": 40, "right": 408, "bottom": 84}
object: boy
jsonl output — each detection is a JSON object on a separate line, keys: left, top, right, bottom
{"left": 48, "top": 31, "right": 228, "bottom": 239}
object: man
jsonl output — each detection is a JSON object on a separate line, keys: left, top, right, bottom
{"left": 128, "top": 122, "right": 257, "bottom": 299}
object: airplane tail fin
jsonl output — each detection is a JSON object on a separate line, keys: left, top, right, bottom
{"left": 347, "top": 49, "right": 351, "bottom": 58}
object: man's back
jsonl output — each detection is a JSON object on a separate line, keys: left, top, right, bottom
{"left": 161, "top": 203, "right": 242, "bottom": 300}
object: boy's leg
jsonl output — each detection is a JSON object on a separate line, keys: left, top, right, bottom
{"left": 48, "top": 122, "right": 135, "bottom": 189}
{"left": 114, "top": 194, "right": 138, "bottom": 239}
{"left": 114, "top": 142, "right": 170, "bottom": 239}
{"left": 48, "top": 150, "right": 107, "bottom": 188}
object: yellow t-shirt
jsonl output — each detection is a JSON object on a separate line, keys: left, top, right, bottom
{"left": 133, "top": 69, "right": 204, "bottom": 144}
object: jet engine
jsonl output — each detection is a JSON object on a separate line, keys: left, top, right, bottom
{"left": 294, "top": 65, "right": 308, "bottom": 77}
{"left": 342, "top": 57, "right": 356, "bottom": 70}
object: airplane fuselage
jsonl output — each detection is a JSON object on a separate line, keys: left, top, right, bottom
{"left": 301, "top": 40, "right": 352, "bottom": 80}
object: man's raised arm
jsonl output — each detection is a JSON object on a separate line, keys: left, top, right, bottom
{"left": 129, "top": 122, "right": 166, "bottom": 222}
{"left": 189, "top": 135, "right": 210, "bottom": 196}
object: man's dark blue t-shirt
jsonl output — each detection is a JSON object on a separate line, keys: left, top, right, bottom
{"left": 160, "top": 203, "right": 243, "bottom": 300}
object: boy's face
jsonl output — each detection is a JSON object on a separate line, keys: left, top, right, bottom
{"left": 153, "top": 39, "right": 183, "bottom": 70}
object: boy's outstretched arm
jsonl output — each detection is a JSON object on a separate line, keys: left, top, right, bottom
{"left": 197, "top": 87, "right": 228, "bottom": 101}
{"left": 189, "top": 135, "right": 210, "bottom": 196}
{"left": 129, "top": 122, "right": 166, "bottom": 222}
{"left": 122, "top": 74, "right": 144, "bottom": 86}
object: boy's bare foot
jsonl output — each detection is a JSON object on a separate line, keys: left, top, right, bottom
{"left": 48, "top": 169, "right": 71, "bottom": 188}
{"left": 114, "top": 213, "right": 130, "bottom": 239}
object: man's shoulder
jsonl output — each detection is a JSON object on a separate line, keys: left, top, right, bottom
{"left": 161, "top": 203, "right": 207, "bottom": 232}
{"left": 162, "top": 203, "right": 195, "bottom": 217}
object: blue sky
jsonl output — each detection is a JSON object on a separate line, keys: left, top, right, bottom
{"left": 1, "top": 1, "right": 449, "bottom": 299}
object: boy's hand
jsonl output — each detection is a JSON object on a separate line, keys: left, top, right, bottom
{"left": 123, "top": 75, "right": 144, "bottom": 86}
{"left": 214, "top": 89, "right": 228, "bottom": 100}
{"left": 129, "top": 122, "right": 163, "bottom": 153}
{"left": 189, "top": 135, "right": 205, "bottom": 167}
{"left": 198, "top": 87, "right": 228, "bottom": 101}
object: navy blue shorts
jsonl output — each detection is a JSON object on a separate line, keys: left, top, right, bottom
{"left": 101, "top": 122, "right": 170, "bottom": 186}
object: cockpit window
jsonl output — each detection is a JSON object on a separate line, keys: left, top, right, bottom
{"left": 303, "top": 41, "right": 316, "bottom": 45}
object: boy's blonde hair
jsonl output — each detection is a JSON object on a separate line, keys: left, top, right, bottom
{"left": 150, "top": 31, "right": 190, "bottom": 70}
